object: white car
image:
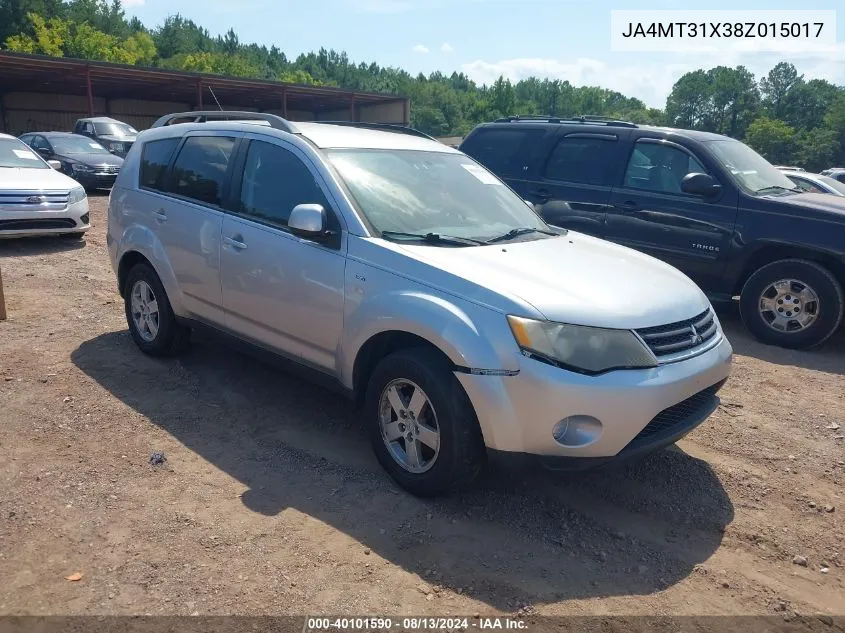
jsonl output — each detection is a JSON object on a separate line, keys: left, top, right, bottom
{"left": 0, "top": 133, "right": 90, "bottom": 239}
{"left": 784, "top": 171, "right": 845, "bottom": 197}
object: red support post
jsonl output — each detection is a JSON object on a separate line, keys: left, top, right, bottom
{"left": 85, "top": 66, "right": 94, "bottom": 117}
{"left": 196, "top": 79, "right": 203, "bottom": 110}
{"left": 349, "top": 95, "right": 355, "bottom": 122}
{"left": 282, "top": 90, "right": 287, "bottom": 118}
{"left": 403, "top": 98, "right": 409, "bottom": 126}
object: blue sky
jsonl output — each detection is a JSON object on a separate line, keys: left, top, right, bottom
{"left": 123, "top": 0, "right": 844, "bottom": 108}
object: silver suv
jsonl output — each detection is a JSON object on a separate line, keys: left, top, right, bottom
{"left": 107, "top": 111, "right": 732, "bottom": 496}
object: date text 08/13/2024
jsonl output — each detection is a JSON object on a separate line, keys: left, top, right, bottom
{"left": 305, "top": 617, "right": 529, "bottom": 631}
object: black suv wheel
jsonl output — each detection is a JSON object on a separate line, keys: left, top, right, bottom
{"left": 739, "top": 259, "right": 843, "bottom": 349}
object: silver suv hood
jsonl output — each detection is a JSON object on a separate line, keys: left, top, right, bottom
{"left": 394, "top": 231, "right": 711, "bottom": 330}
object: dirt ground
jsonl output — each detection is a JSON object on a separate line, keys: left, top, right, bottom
{"left": 0, "top": 194, "right": 843, "bottom": 619}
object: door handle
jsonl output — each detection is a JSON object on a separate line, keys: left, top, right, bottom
{"left": 223, "top": 235, "right": 247, "bottom": 250}
{"left": 616, "top": 201, "right": 639, "bottom": 213}
{"left": 152, "top": 209, "right": 167, "bottom": 222}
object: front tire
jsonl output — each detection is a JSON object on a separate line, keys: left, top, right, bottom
{"left": 364, "top": 348, "right": 486, "bottom": 497}
{"left": 123, "top": 263, "right": 190, "bottom": 356}
{"left": 739, "top": 259, "right": 843, "bottom": 349}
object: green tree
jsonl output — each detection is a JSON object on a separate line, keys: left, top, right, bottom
{"left": 759, "top": 62, "right": 801, "bottom": 119}
{"left": 745, "top": 117, "right": 796, "bottom": 165}
{"left": 794, "top": 128, "right": 840, "bottom": 172}
{"left": 665, "top": 70, "right": 712, "bottom": 129}
{"left": 0, "top": 0, "right": 65, "bottom": 44}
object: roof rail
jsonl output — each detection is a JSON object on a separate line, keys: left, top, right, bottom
{"left": 316, "top": 121, "right": 437, "bottom": 141}
{"left": 150, "top": 111, "right": 300, "bottom": 133}
{"left": 495, "top": 114, "right": 638, "bottom": 129}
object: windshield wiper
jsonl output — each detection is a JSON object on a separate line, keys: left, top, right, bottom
{"left": 754, "top": 185, "right": 801, "bottom": 195}
{"left": 379, "top": 231, "right": 486, "bottom": 247}
{"left": 485, "top": 227, "right": 560, "bottom": 244}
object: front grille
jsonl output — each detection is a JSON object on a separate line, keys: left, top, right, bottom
{"left": 636, "top": 308, "right": 718, "bottom": 358}
{"left": 626, "top": 379, "right": 726, "bottom": 449}
{"left": 0, "top": 218, "right": 76, "bottom": 231}
{"left": 0, "top": 190, "right": 69, "bottom": 210}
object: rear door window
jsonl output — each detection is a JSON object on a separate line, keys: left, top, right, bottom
{"left": 460, "top": 128, "right": 545, "bottom": 179}
{"left": 542, "top": 135, "right": 619, "bottom": 186}
{"left": 165, "top": 136, "right": 236, "bottom": 206}
{"left": 139, "top": 138, "right": 180, "bottom": 191}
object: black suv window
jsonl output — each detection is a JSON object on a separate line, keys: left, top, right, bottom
{"left": 166, "top": 136, "right": 235, "bottom": 206}
{"left": 623, "top": 140, "right": 706, "bottom": 194}
{"left": 140, "top": 138, "right": 180, "bottom": 191}
{"left": 543, "top": 135, "right": 618, "bottom": 186}
{"left": 460, "top": 128, "right": 545, "bottom": 179}
{"left": 237, "top": 140, "right": 329, "bottom": 228}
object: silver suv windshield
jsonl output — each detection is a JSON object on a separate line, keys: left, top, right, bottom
{"left": 705, "top": 139, "right": 799, "bottom": 195}
{"left": 0, "top": 138, "right": 49, "bottom": 169}
{"left": 326, "top": 149, "right": 553, "bottom": 243}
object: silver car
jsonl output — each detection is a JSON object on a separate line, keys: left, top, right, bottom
{"left": 107, "top": 111, "right": 732, "bottom": 496}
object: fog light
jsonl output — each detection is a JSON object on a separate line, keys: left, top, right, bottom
{"left": 552, "top": 415, "right": 603, "bottom": 448}
{"left": 80, "top": 213, "right": 90, "bottom": 225}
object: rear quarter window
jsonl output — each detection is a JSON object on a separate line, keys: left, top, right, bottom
{"left": 139, "top": 138, "right": 180, "bottom": 191}
{"left": 460, "top": 128, "right": 545, "bottom": 179}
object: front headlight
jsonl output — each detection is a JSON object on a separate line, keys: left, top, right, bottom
{"left": 68, "top": 186, "right": 87, "bottom": 205}
{"left": 109, "top": 142, "right": 124, "bottom": 153}
{"left": 507, "top": 315, "right": 657, "bottom": 375}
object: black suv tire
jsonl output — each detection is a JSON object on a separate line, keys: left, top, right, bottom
{"left": 364, "top": 347, "right": 486, "bottom": 497}
{"left": 739, "top": 259, "right": 843, "bottom": 349}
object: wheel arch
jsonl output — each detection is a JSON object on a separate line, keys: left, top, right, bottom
{"left": 734, "top": 243, "right": 845, "bottom": 297}
{"left": 351, "top": 330, "right": 455, "bottom": 409}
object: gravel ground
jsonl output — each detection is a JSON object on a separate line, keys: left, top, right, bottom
{"left": 0, "top": 194, "right": 843, "bottom": 619}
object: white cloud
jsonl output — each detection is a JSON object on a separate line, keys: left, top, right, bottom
{"left": 462, "top": 47, "right": 845, "bottom": 109}
{"left": 412, "top": 44, "right": 430, "bottom": 54}
{"left": 122, "top": 0, "right": 145, "bottom": 6}
{"left": 441, "top": 42, "right": 454, "bottom": 54}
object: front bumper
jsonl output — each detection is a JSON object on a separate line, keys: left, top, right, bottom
{"left": 456, "top": 334, "right": 732, "bottom": 465}
{"left": 74, "top": 171, "right": 118, "bottom": 190}
{"left": 0, "top": 199, "right": 90, "bottom": 238}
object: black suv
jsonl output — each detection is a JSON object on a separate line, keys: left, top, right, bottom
{"left": 460, "top": 116, "right": 845, "bottom": 349}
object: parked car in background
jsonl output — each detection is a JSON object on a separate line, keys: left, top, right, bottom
{"left": 460, "top": 115, "right": 845, "bottom": 350}
{"left": 784, "top": 171, "right": 845, "bottom": 197}
{"left": 19, "top": 132, "right": 123, "bottom": 191}
{"left": 107, "top": 111, "right": 732, "bottom": 496}
{"left": 820, "top": 168, "right": 845, "bottom": 183}
{"left": 73, "top": 116, "right": 138, "bottom": 158}
{"left": 0, "top": 133, "right": 89, "bottom": 239}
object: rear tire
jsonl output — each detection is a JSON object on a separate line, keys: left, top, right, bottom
{"left": 364, "top": 347, "right": 486, "bottom": 497}
{"left": 123, "top": 263, "right": 190, "bottom": 356}
{"left": 739, "top": 259, "right": 843, "bottom": 349}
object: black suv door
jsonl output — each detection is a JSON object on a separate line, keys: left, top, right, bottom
{"left": 605, "top": 137, "right": 738, "bottom": 293}
{"left": 524, "top": 130, "right": 628, "bottom": 237}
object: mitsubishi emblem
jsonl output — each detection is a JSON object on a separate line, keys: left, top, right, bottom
{"left": 689, "top": 324, "right": 702, "bottom": 345}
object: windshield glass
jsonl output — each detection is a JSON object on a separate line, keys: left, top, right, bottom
{"left": 94, "top": 122, "right": 137, "bottom": 137}
{"left": 0, "top": 138, "right": 49, "bottom": 169}
{"left": 326, "top": 149, "right": 551, "bottom": 242}
{"left": 817, "top": 175, "right": 845, "bottom": 195}
{"left": 52, "top": 136, "right": 110, "bottom": 155}
{"left": 705, "top": 139, "right": 798, "bottom": 194}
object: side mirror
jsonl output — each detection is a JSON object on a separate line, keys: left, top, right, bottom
{"left": 288, "top": 203, "right": 329, "bottom": 241}
{"left": 47, "top": 160, "right": 62, "bottom": 170}
{"left": 681, "top": 172, "right": 722, "bottom": 197}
